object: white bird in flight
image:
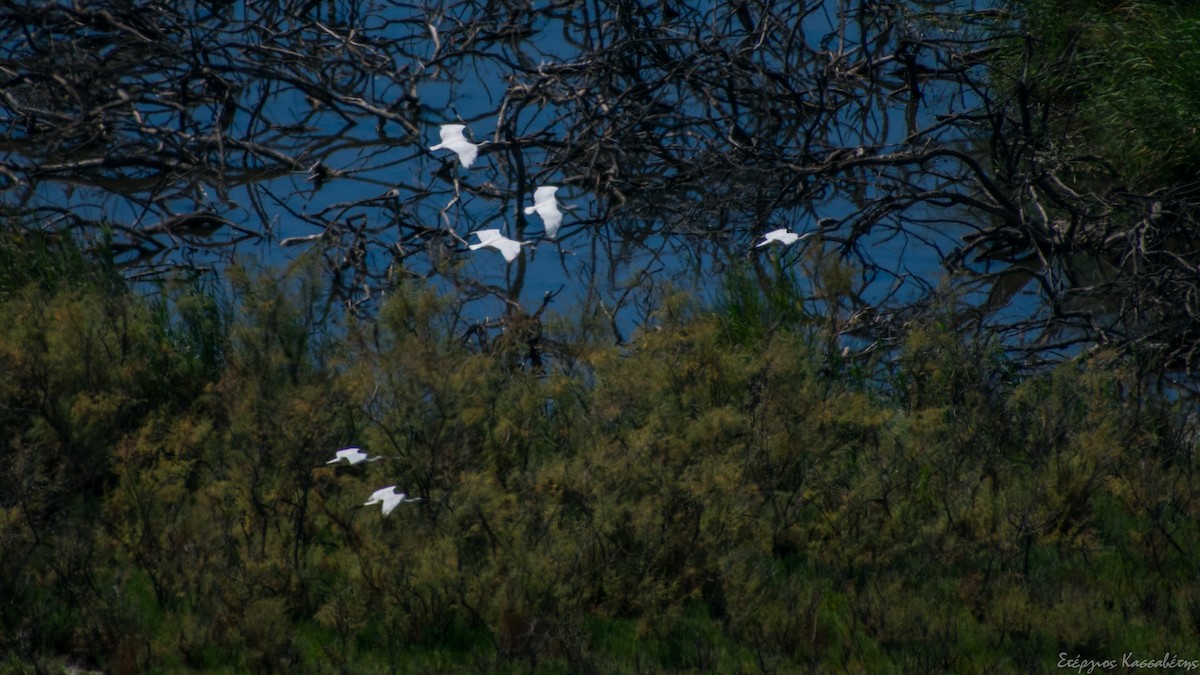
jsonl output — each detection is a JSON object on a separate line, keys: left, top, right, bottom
{"left": 325, "top": 446, "right": 381, "bottom": 466}
{"left": 363, "top": 486, "right": 423, "bottom": 516}
{"left": 429, "top": 124, "right": 479, "bottom": 168}
{"left": 524, "top": 185, "right": 563, "bottom": 239}
{"left": 470, "top": 229, "right": 530, "bottom": 263}
{"left": 756, "top": 228, "right": 808, "bottom": 247}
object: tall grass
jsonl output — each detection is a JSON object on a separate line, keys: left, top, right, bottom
{"left": 1007, "top": 0, "right": 1200, "bottom": 184}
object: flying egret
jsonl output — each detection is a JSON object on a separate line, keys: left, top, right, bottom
{"left": 429, "top": 124, "right": 479, "bottom": 168}
{"left": 363, "top": 485, "right": 423, "bottom": 516}
{"left": 523, "top": 185, "right": 563, "bottom": 239}
{"left": 756, "top": 227, "right": 809, "bottom": 247}
{"left": 469, "top": 229, "right": 530, "bottom": 263}
{"left": 325, "top": 446, "right": 381, "bottom": 466}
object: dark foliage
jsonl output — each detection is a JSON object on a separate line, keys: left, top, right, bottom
{"left": 1, "top": 235, "right": 1197, "bottom": 673}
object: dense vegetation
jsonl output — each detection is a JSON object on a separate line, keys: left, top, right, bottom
{"left": 1007, "top": 0, "right": 1200, "bottom": 185}
{"left": 5, "top": 1, "right": 1200, "bottom": 672}
{"left": 1, "top": 232, "right": 1197, "bottom": 674}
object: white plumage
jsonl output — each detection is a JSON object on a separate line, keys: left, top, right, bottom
{"left": 325, "top": 446, "right": 381, "bottom": 465}
{"left": 429, "top": 124, "right": 479, "bottom": 168}
{"left": 756, "top": 227, "right": 802, "bottom": 247}
{"left": 469, "top": 229, "right": 530, "bottom": 263}
{"left": 523, "top": 185, "right": 564, "bottom": 239}
{"left": 363, "top": 486, "right": 422, "bottom": 516}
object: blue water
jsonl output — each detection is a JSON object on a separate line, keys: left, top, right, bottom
{"left": 6, "top": 0, "right": 1020, "bottom": 341}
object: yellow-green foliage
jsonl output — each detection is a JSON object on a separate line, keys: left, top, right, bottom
{"left": 1, "top": 252, "right": 1197, "bottom": 673}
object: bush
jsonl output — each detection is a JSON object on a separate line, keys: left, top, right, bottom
{"left": 1, "top": 235, "right": 1196, "bottom": 671}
